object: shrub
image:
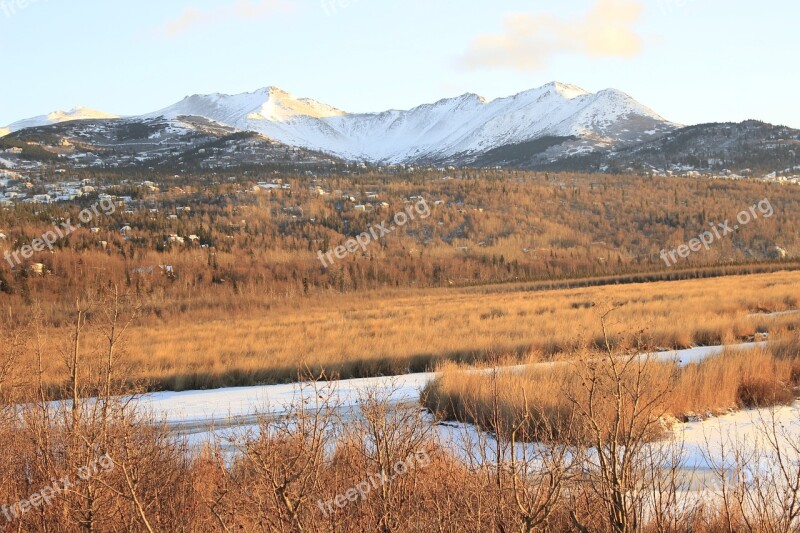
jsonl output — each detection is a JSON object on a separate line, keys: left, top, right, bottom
{"left": 737, "top": 378, "right": 794, "bottom": 408}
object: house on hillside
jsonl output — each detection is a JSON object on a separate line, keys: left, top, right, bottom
{"left": 160, "top": 265, "right": 176, "bottom": 278}
{"left": 771, "top": 246, "right": 789, "bottom": 259}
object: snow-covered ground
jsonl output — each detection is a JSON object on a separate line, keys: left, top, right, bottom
{"left": 677, "top": 402, "right": 800, "bottom": 471}
{"left": 140, "top": 371, "right": 434, "bottom": 436}
{"left": 434, "top": 401, "right": 800, "bottom": 468}
{"left": 121, "top": 340, "right": 800, "bottom": 501}
{"left": 134, "top": 342, "right": 767, "bottom": 441}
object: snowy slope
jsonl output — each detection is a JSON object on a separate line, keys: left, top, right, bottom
{"left": 2, "top": 106, "right": 118, "bottom": 136}
{"left": 2, "top": 82, "right": 679, "bottom": 164}
{"left": 146, "top": 82, "right": 679, "bottom": 163}
{"left": 146, "top": 86, "right": 344, "bottom": 125}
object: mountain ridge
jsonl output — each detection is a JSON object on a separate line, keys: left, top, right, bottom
{"left": 3, "top": 106, "right": 118, "bottom": 136}
{"left": 3, "top": 83, "right": 796, "bottom": 175}
{"left": 1, "top": 83, "right": 678, "bottom": 164}
{"left": 180, "top": 82, "right": 677, "bottom": 163}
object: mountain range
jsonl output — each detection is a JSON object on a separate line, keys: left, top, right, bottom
{"left": 2, "top": 83, "right": 798, "bottom": 173}
{"left": 0, "top": 107, "right": 118, "bottom": 138}
{"left": 142, "top": 83, "right": 677, "bottom": 164}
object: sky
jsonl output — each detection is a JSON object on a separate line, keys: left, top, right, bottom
{"left": 0, "top": 0, "right": 798, "bottom": 128}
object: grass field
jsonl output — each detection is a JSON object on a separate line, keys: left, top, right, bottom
{"left": 29, "top": 269, "right": 800, "bottom": 393}
{"left": 423, "top": 339, "right": 800, "bottom": 443}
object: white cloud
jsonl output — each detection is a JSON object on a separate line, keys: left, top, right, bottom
{"left": 460, "top": 0, "right": 644, "bottom": 71}
{"left": 162, "top": 0, "right": 293, "bottom": 38}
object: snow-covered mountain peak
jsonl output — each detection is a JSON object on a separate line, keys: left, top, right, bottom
{"left": 260, "top": 85, "right": 285, "bottom": 95}
{"left": 539, "top": 81, "right": 590, "bottom": 99}
{"left": 591, "top": 88, "right": 672, "bottom": 123}
{"left": 46, "top": 106, "right": 117, "bottom": 122}
{"left": 1, "top": 106, "right": 118, "bottom": 136}
{"left": 3, "top": 82, "right": 680, "bottom": 163}
{"left": 490, "top": 83, "right": 590, "bottom": 111}
{"left": 396, "top": 93, "right": 487, "bottom": 116}
{"left": 451, "top": 93, "right": 486, "bottom": 105}
{"left": 139, "top": 82, "right": 679, "bottom": 162}
{"left": 151, "top": 86, "right": 345, "bottom": 125}
{"left": 250, "top": 86, "right": 345, "bottom": 122}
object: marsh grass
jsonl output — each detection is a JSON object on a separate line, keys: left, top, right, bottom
{"left": 25, "top": 270, "right": 800, "bottom": 394}
{"left": 423, "top": 334, "right": 800, "bottom": 443}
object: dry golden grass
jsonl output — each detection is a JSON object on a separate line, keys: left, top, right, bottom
{"left": 668, "top": 343, "right": 799, "bottom": 415}
{"left": 423, "top": 334, "right": 800, "bottom": 443}
{"left": 31, "top": 270, "right": 800, "bottom": 392}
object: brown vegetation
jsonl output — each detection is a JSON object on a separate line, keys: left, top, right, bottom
{"left": 3, "top": 169, "right": 800, "bottom": 304}
{"left": 10, "top": 269, "right": 796, "bottom": 395}
{"left": 2, "top": 170, "right": 800, "bottom": 530}
{"left": 423, "top": 330, "right": 800, "bottom": 444}
{"left": 2, "top": 169, "right": 799, "bottom": 393}
{"left": 2, "top": 299, "right": 800, "bottom": 532}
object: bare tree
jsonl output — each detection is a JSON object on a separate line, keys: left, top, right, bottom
{"left": 506, "top": 389, "right": 576, "bottom": 532}
{"left": 567, "top": 308, "right": 675, "bottom": 533}
{"left": 338, "top": 385, "right": 435, "bottom": 533}
{"left": 231, "top": 376, "right": 338, "bottom": 532}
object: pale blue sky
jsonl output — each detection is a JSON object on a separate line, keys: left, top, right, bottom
{"left": 1, "top": 0, "right": 797, "bottom": 127}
